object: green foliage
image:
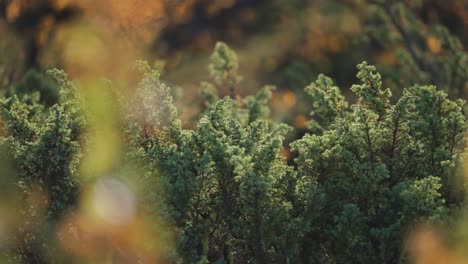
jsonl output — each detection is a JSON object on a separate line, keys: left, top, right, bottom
{"left": 0, "top": 69, "right": 84, "bottom": 262}
{"left": 4, "top": 69, "right": 59, "bottom": 107}
{"left": 282, "top": 61, "right": 316, "bottom": 91}
{"left": 0, "top": 42, "right": 465, "bottom": 263}
{"left": 128, "top": 45, "right": 465, "bottom": 263}
{"left": 351, "top": 62, "right": 391, "bottom": 117}
{"left": 244, "top": 85, "right": 274, "bottom": 124}
{"left": 363, "top": 0, "right": 468, "bottom": 99}
{"left": 291, "top": 61, "right": 466, "bottom": 262}
{"left": 202, "top": 42, "right": 275, "bottom": 124}
{"left": 125, "top": 61, "right": 181, "bottom": 150}
{"left": 209, "top": 42, "right": 240, "bottom": 86}
{"left": 305, "top": 74, "right": 347, "bottom": 133}
{"left": 208, "top": 42, "right": 242, "bottom": 98}
{"left": 126, "top": 46, "right": 295, "bottom": 262}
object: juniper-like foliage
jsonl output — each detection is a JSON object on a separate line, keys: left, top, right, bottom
{"left": 125, "top": 44, "right": 295, "bottom": 263}
{"left": 0, "top": 69, "right": 84, "bottom": 262}
{"left": 0, "top": 42, "right": 465, "bottom": 264}
{"left": 126, "top": 44, "right": 465, "bottom": 263}
{"left": 291, "top": 61, "right": 466, "bottom": 263}
{"left": 209, "top": 42, "right": 242, "bottom": 99}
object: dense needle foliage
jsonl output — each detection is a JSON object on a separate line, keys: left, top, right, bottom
{"left": 292, "top": 62, "right": 466, "bottom": 263}
{"left": 0, "top": 42, "right": 466, "bottom": 263}
{"left": 124, "top": 43, "right": 466, "bottom": 263}
{"left": 0, "top": 69, "right": 84, "bottom": 262}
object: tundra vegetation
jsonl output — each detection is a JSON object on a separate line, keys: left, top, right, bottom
{"left": 0, "top": 0, "right": 467, "bottom": 263}
{"left": 0, "top": 42, "right": 465, "bottom": 263}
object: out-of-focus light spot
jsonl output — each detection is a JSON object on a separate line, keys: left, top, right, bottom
{"left": 6, "top": 1, "right": 21, "bottom": 21}
{"left": 376, "top": 49, "right": 399, "bottom": 66}
{"left": 78, "top": 80, "right": 122, "bottom": 178}
{"left": 53, "top": 0, "right": 73, "bottom": 10}
{"left": 62, "top": 27, "right": 108, "bottom": 76}
{"left": 282, "top": 91, "right": 297, "bottom": 109}
{"left": 427, "top": 36, "right": 442, "bottom": 54}
{"left": 92, "top": 177, "right": 136, "bottom": 226}
{"left": 80, "top": 0, "right": 165, "bottom": 34}
{"left": 295, "top": 115, "right": 307, "bottom": 128}
{"left": 340, "top": 14, "right": 361, "bottom": 34}
{"left": 327, "top": 35, "right": 346, "bottom": 53}
{"left": 408, "top": 225, "right": 451, "bottom": 264}
{"left": 172, "top": 0, "right": 196, "bottom": 24}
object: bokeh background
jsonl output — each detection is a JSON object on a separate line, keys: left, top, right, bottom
{"left": 0, "top": 1, "right": 467, "bottom": 263}
{"left": 1, "top": 0, "right": 466, "bottom": 125}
